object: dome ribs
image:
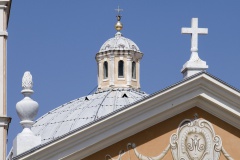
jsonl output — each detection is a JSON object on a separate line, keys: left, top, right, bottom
{"left": 31, "top": 89, "right": 148, "bottom": 144}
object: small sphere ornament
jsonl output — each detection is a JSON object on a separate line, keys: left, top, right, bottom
{"left": 115, "top": 15, "right": 123, "bottom": 31}
{"left": 115, "top": 21, "right": 123, "bottom": 31}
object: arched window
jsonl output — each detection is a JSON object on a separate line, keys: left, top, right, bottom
{"left": 103, "top": 61, "right": 108, "bottom": 79}
{"left": 132, "top": 61, "right": 136, "bottom": 79}
{"left": 118, "top": 60, "right": 124, "bottom": 78}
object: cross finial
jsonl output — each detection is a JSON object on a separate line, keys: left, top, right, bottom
{"left": 182, "top": 18, "right": 208, "bottom": 53}
{"left": 181, "top": 18, "right": 209, "bottom": 78}
{"left": 115, "top": 5, "right": 123, "bottom": 16}
{"left": 114, "top": 6, "right": 123, "bottom": 31}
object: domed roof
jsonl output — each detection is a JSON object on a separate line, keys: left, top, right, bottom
{"left": 31, "top": 88, "right": 148, "bottom": 144}
{"left": 99, "top": 32, "right": 140, "bottom": 52}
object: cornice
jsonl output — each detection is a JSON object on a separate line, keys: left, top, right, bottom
{"left": 0, "top": 0, "right": 11, "bottom": 27}
{"left": 0, "top": 116, "right": 11, "bottom": 129}
{"left": 95, "top": 50, "right": 143, "bottom": 60}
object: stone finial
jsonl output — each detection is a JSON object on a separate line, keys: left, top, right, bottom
{"left": 16, "top": 71, "right": 38, "bottom": 126}
{"left": 22, "top": 71, "right": 33, "bottom": 90}
{"left": 181, "top": 18, "right": 208, "bottom": 78}
{"left": 13, "top": 71, "right": 41, "bottom": 157}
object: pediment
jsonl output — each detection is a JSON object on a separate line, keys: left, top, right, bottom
{"left": 15, "top": 73, "right": 240, "bottom": 160}
{"left": 84, "top": 107, "right": 240, "bottom": 160}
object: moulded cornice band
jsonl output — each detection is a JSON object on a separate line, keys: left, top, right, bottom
{"left": 0, "top": 5, "right": 7, "bottom": 9}
{"left": 0, "top": 116, "right": 11, "bottom": 129}
{"left": 0, "top": 31, "right": 8, "bottom": 36}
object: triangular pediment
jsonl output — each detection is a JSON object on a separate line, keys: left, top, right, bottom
{"left": 84, "top": 107, "right": 240, "bottom": 160}
{"left": 15, "top": 73, "right": 240, "bottom": 160}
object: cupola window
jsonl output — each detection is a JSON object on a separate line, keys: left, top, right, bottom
{"left": 118, "top": 60, "right": 124, "bottom": 78}
{"left": 132, "top": 61, "right": 136, "bottom": 79}
{"left": 103, "top": 61, "right": 108, "bottom": 79}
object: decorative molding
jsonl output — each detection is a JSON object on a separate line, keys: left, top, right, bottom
{"left": 0, "top": 116, "right": 11, "bottom": 129}
{"left": 22, "top": 71, "right": 33, "bottom": 90}
{"left": 106, "top": 150, "right": 125, "bottom": 160}
{"left": 170, "top": 116, "right": 222, "bottom": 160}
{"left": 221, "top": 147, "right": 234, "bottom": 160}
{"left": 130, "top": 143, "right": 170, "bottom": 160}
{"left": 105, "top": 116, "right": 233, "bottom": 160}
{"left": 0, "top": 31, "right": 8, "bottom": 36}
{"left": 0, "top": 5, "right": 7, "bottom": 9}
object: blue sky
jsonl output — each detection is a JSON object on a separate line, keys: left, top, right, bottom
{"left": 7, "top": 1, "right": 240, "bottom": 152}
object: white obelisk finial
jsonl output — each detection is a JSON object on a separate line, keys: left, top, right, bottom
{"left": 181, "top": 18, "right": 208, "bottom": 78}
{"left": 13, "top": 71, "right": 41, "bottom": 156}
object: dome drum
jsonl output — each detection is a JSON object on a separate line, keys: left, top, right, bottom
{"left": 96, "top": 32, "right": 143, "bottom": 90}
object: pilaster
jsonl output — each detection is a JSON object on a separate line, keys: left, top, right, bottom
{"left": 97, "top": 56, "right": 102, "bottom": 89}
{"left": 0, "top": 1, "right": 11, "bottom": 159}
{"left": 126, "top": 55, "right": 132, "bottom": 86}
{"left": 109, "top": 53, "right": 114, "bottom": 86}
{"left": 137, "top": 60, "right": 140, "bottom": 89}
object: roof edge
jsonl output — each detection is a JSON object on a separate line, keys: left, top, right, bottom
{"left": 13, "top": 72, "right": 240, "bottom": 159}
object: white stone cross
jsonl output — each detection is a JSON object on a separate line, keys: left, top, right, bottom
{"left": 182, "top": 18, "right": 208, "bottom": 52}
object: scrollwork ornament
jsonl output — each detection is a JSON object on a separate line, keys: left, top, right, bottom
{"left": 105, "top": 117, "right": 233, "bottom": 160}
{"left": 130, "top": 143, "right": 170, "bottom": 160}
{"left": 213, "top": 135, "right": 222, "bottom": 152}
{"left": 170, "top": 118, "right": 224, "bottom": 160}
{"left": 221, "top": 147, "right": 234, "bottom": 160}
{"left": 105, "top": 150, "right": 125, "bottom": 160}
{"left": 170, "top": 134, "right": 178, "bottom": 149}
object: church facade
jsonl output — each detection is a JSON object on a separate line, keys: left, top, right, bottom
{"left": 2, "top": 3, "right": 240, "bottom": 160}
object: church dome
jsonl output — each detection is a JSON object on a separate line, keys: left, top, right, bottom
{"left": 31, "top": 88, "right": 148, "bottom": 144}
{"left": 22, "top": 9, "right": 147, "bottom": 149}
{"left": 99, "top": 32, "right": 140, "bottom": 52}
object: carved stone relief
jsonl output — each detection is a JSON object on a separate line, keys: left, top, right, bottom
{"left": 106, "top": 115, "right": 233, "bottom": 160}
{"left": 170, "top": 117, "right": 222, "bottom": 160}
{"left": 22, "top": 71, "right": 33, "bottom": 90}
